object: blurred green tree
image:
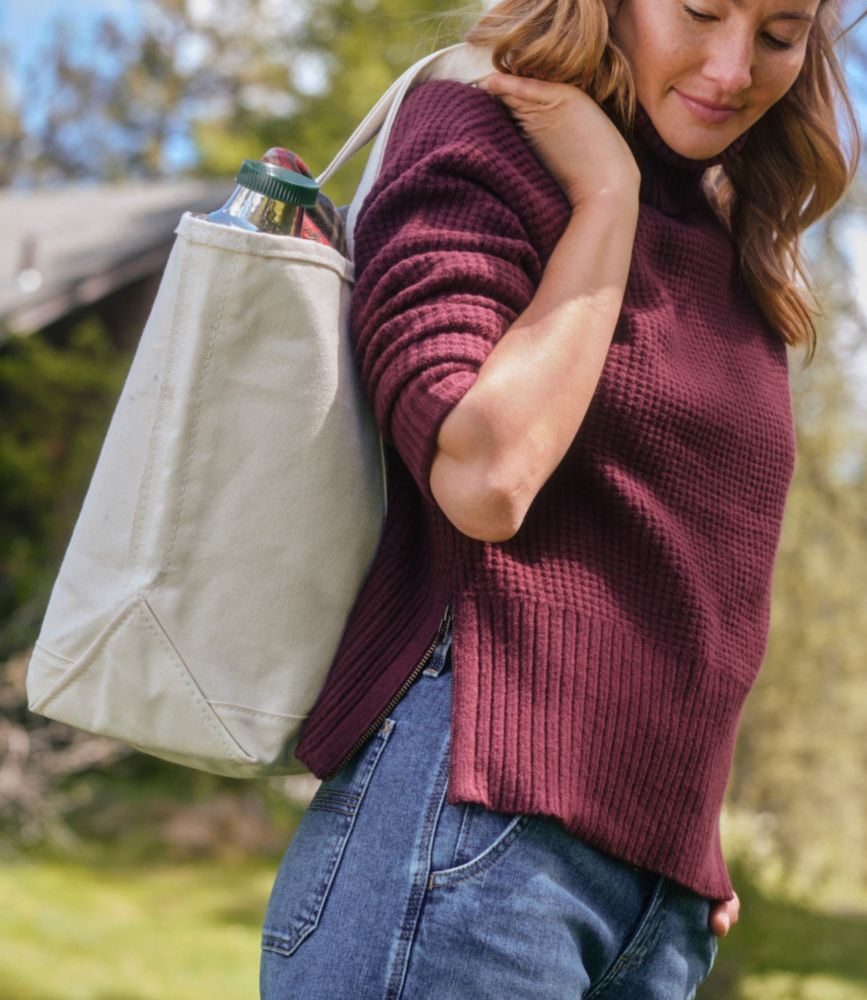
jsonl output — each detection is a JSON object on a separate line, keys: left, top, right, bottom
{"left": 9, "top": 0, "right": 478, "bottom": 198}
{"left": 728, "top": 177, "right": 867, "bottom": 903}
{"left": 190, "top": 0, "right": 479, "bottom": 203}
{"left": 0, "top": 45, "right": 26, "bottom": 186}
{"left": 0, "top": 318, "right": 128, "bottom": 658}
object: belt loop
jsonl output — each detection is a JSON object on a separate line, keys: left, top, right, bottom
{"left": 423, "top": 625, "right": 453, "bottom": 678}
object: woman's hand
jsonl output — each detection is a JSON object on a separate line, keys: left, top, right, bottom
{"left": 477, "top": 72, "right": 640, "bottom": 210}
{"left": 710, "top": 891, "right": 740, "bottom": 936}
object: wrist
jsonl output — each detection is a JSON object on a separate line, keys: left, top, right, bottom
{"left": 567, "top": 185, "right": 640, "bottom": 229}
{"left": 568, "top": 176, "right": 641, "bottom": 216}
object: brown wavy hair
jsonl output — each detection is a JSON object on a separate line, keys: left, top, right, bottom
{"left": 463, "top": 0, "right": 861, "bottom": 364}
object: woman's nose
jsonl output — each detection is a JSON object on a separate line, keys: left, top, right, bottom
{"left": 702, "top": 34, "right": 754, "bottom": 96}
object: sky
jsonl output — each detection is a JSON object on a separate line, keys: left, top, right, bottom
{"left": 1, "top": 0, "right": 142, "bottom": 80}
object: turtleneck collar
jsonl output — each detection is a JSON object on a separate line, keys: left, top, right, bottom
{"left": 628, "top": 100, "right": 750, "bottom": 215}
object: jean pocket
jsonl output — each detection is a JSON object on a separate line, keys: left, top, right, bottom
{"left": 584, "top": 874, "right": 669, "bottom": 998}
{"left": 427, "top": 796, "right": 536, "bottom": 890}
{"left": 667, "top": 885, "right": 721, "bottom": 993}
{"left": 584, "top": 876, "right": 719, "bottom": 1000}
{"left": 261, "top": 716, "right": 396, "bottom": 956}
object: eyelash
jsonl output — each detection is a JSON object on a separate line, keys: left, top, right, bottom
{"left": 681, "top": 5, "right": 796, "bottom": 50}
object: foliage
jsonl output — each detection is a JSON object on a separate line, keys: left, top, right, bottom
{"left": 726, "top": 182, "right": 867, "bottom": 904}
{"left": 0, "top": 46, "right": 26, "bottom": 187}
{"left": 0, "top": 318, "right": 130, "bottom": 659}
{"left": 230, "top": 0, "right": 480, "bottom": 205}
{"left": 7, "top": 0, "right": 480, "bottom": 201}
{"left": 703, "top": 859, "right": 867, "bottom": 1000}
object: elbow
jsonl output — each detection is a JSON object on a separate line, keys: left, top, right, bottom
{"left": 429, "top": 453, "right": 528, "bottom": 543}
{"left": 447, "top": 492, "right": 526, "bottom": 544}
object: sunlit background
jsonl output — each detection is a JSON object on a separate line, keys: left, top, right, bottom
{"left": 0, "top": 2, "right": 865, "bottom": 999}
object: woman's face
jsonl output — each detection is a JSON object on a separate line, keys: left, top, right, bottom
{"left": 607, "top": 0, "right": 821, "bottom": 159}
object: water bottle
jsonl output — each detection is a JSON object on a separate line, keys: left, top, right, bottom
{"left": 206, "top": 159, "right": 320, "bottom": 236}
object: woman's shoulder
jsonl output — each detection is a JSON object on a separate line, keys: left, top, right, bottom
{"left": 350, "top": 78, "right": 570, "bottom": 273}
{"left": 382, "top": 78, "right": 538, "bottom": 179}
{"left": 397, "top": 78, "right": 515, "bottom": 135}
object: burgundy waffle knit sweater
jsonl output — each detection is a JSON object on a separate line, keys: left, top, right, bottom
{"left": 293, "top": 79, "right": 796, "bottom": 902}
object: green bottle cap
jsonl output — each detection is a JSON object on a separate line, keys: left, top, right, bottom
{"left": 236, "top": 160, "right": 319, "bottom": 207}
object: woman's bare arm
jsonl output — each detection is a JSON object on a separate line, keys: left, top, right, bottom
{"left": 429, "top": 73, "right": 641, "bottom": 542}
{"left": 430, "top": 190, "right": 638, "bottom": 541}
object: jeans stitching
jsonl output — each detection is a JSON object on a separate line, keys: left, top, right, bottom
{"left": 422, "top": 632, "right": 452, "bottom": 677}
{"left": 453, "top": 803, "right": 474, "bottom": 865}
{"left": 384, "top": 719, "right": 453, "bottom": 1000}
{"left": 584, "top": 875, "right": 668, "bottom": 999}
{"left": 308, "top": 790, "right": 361, "bottom": 810}
{"left": 261, "top": 716, "right": 396, "bottom": 956}
{"left": 427, "top": 813, "right": 535, "bottom": 889}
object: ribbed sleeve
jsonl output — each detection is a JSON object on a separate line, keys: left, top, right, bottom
{"left": 349, "top": 81, "right": 559, "bottom": 502}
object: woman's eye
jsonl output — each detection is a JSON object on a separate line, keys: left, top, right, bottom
{"left": 682, "top": 5, "right": 796, "bottom": 50}
{"left": 763, "top": 34, "right": 795, "bottom": 50}
{"left": 682, "top": 5, "right": 717, "bottom": 21}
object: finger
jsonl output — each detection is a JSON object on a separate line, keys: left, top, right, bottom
{"left": 476, "top": 72, "right": 564, "bottom": 103}
{"left": 709, "top": 894, "right": 741, "bottom": 936}
{"left": 472, "top": 83, "right": 541, "bottom": 135}
{"left": 729, "top": 891, "right": 741, "bottom": 925}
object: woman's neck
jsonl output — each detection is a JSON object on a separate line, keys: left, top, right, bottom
{"left": 628, "top": 100, "right": 749, "bottom": 215}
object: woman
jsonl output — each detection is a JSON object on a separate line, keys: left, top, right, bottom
{"left": 261, "top": 1, "right": 859, "bottom": 996}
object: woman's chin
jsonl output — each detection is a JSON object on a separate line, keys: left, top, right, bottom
{"left": 654, "top": 95, "right": 747, "bottom": 159}
{"left": 658, "top": 120, "right": 740, "bottom": 161}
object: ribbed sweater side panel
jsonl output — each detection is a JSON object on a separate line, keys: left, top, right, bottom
{"left": 448, "top": 594, "right": 748, "bottom": 898}
{"left": 293, "top": 79, "right": 797, "bottom": 904}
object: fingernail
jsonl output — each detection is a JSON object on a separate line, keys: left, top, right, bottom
{"left": 476, "top": 78, "right": 489, "bottom": 90}
{"left": 720, "top": 916, "right": 730, "bottom": 934}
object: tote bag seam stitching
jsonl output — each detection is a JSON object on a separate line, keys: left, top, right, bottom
{"left": 161, "top": 243, "right": 238, "bottom": 576}
{"left": 139, "top": 597, "right": 249, "bottom": 760}
{"left": 32, "top": 641, "right": 75, "bottom": 665}
{"left": 209, "top": 700, "right": 309, "bottom": 721}
{"left": 127, "top": 235, "right": 196, "bottom": 570}
{"left": 179, "top": 218, "right": 354, "bottom": 278}
{"left": 33, "top": 597, "right": 142, "bottom": 709}
{"left": 192, "top": 241, "right": 354, "bottom": 277}
{"left": 36, "top": 598, "right": 245, "bottom": 762}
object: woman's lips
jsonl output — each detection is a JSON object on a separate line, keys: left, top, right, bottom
{"left": 676, "top": 90, "right": 739, "bottom": 124}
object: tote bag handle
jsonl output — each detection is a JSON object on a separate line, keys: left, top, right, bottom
{"left": 315, "top": 42, "right": 495, "bottom": 259}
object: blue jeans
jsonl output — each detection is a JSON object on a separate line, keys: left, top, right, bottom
{"left": 261, "top": 628, "right": 719, "bottom": 999}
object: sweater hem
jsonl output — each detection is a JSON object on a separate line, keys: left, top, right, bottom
{"left": 446, "top": 592, "right": 745, "bottom": 902}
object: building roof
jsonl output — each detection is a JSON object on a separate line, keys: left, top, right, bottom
{"left": 0, "top": 178, "right": 234, "bottom": 337}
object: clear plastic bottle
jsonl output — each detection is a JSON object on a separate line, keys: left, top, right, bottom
{"left": 206, "top": 159, "right": 320, "bottom": 236}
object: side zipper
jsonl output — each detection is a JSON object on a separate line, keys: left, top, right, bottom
{"left": 323, "top": 603, "right": 453, "bottom": 780}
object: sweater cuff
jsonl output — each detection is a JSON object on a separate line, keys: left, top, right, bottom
{"left": 390, "top": 367, "right": 479, "bottom": 505}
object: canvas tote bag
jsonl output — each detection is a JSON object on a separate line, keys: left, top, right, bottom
{"left": 24, "top": 43, "right": 494, "bottom": 779}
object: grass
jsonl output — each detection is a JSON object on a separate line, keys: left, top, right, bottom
{"left": 0, "top": 856, "right": 275, "bottom": 1000}
{"left": 702, "top": 858, "right": 867, "bottom": 1000}
{"left": 1, "top": 852, "right": 866, "bottom": 999}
